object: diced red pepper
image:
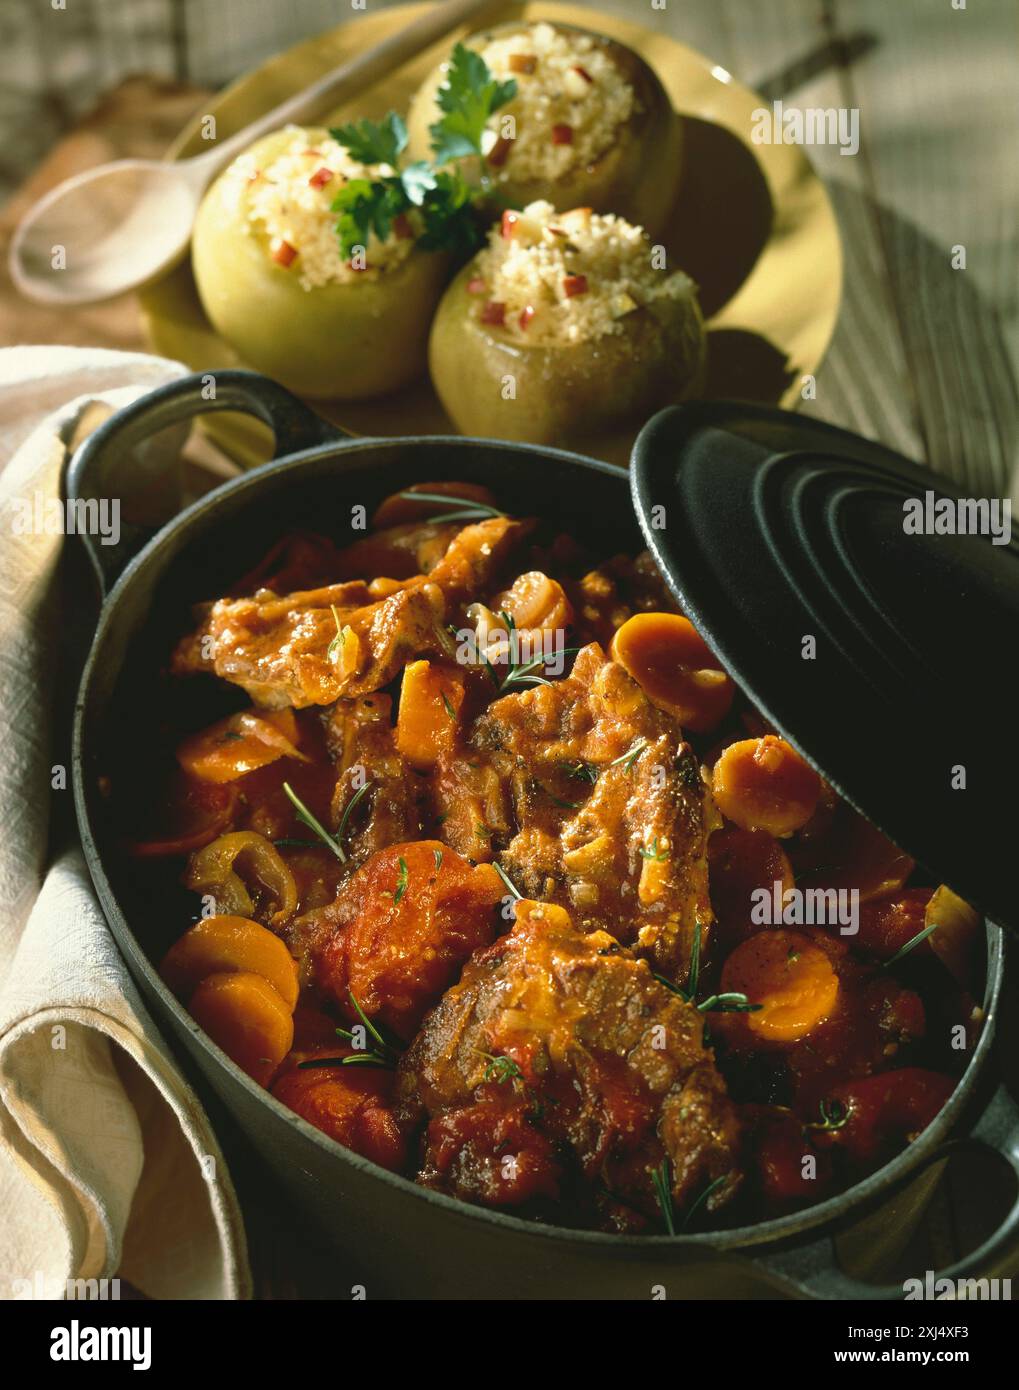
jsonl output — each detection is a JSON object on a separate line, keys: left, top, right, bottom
{"left": 467, "top": 277, "right": 487, "bottom": 295}
{"left": 563, "top": 274, "right": 589, "bottom": 297}
{"left": 571, "top": 64, "right": 594, "bottom": 84}
{"left": 308, "top": 166, "right": 333, "bottom": 188}
{"left": 393, "top": 212, "right": 414, "bottom": 240}
{"left": 552, "top": 124, "right": 574, "bottom": 146}
{"left": 509, "top": 53, "right": 537, "bottom": 74}
{"left": 271, "top": 239, "right": 298, "bottom": 267}
{"left": 487, "top": 136, "right": 514, "bottom": 168}
{"left": 501, "top": 209, "right": 520, "bottom": 239}
{"left": 518, "top": 305, "right": 536, "bottom": 330}
{"left": 481, "top": 301, "right": 506, "bottom": 326}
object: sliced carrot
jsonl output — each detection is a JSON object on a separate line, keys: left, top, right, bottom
{"left": 609, "top": 612, "right": 734, "bottom": 733}
{"left": 273, "top": 1048, "right": 406, "bottom": 1170}
{"left": 189, "top": 971, "right": 294, "bottom": 1087}
{"left": 395, "top": 660, "right": 465, "bottom": 770}
{"left": 160, "top": 914, "right": 299, "bottom": 1010}
{"left": 712, "top": 735, "right": 821, "bottom": 836}
{"left": 189, "top": 967, "right": 291, "bottom": 1084}
{"left": 177, "top": 708, "right": 306, "bottom": 784}
{"left": 721, "top": 929, "right": 839, "bottom": 1042}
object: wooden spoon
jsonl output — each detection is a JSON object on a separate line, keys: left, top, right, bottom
{"left": 8, "top": 0, "right": 502, "bottom": 306}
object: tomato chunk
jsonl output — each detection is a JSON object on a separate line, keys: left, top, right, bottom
{"left": 813, "top": 1069, "right": 955, "bottom": 1165}
{"left": 273, "top": 1050, "right": 406, "bottom": 1171}
{"left": 302, "top": 842, "right": 503, "bottom": 1039}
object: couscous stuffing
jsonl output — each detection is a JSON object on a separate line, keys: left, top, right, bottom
{"left": 469, "top": 199, "right": 697, "bottom": 346}
{"left": 474, "top": 22, "right": 636, "bottom": 184}
{"left": 219, "top": 125, "right": 416, "bottom": 290}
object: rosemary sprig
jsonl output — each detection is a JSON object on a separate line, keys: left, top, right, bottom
{"left": 653, "top": 927, "right": 758, "bottom": 1015}
{"left": 482, "top": 609, "right": 580, "bottom": 693}
{"left": 807, "top": 1097, "right": 850, "bottom": 1133}
{"left": 652, "top": 1157, "right": 675, "bottom": 1236}
{"left": 545, "top": 788, "right": 581, "bottom": 810}
{"left": 282, "top": 779, "right": 371, "bottom": 864}
{"left": 493, "top": 861, "right": 522, "bottom": 900}
{"left": 282, "top": 782, "right": 345, "bottom": 863}
{"left": 561, "top": 759, "right": 599, "bottom": 784}
{"left": 681, "top": 1174, "right": 728, "bottom": 1232}
{"left": 299, "top": 992, "right": 406, "bottom": 1070}
{"left": 396, "top": 490, "right": 506, "bottom": 524}
{"left": 477, "top": 1051, "right": 524, "bottom": 1086}
{"left": 884, "top": 921, "right": 938, "bottom": 967}
{"left": 393, "top": 855, "right": 409, "bottom": 905}
{"left": 336, "top": 780, "right": 372, "bottom": 848}
{"left": 686, "top": 918, "right": 702, "bottom": 999}
{"left": 653, "top": 920, "right": 703, "bottom": 1003}
{"left": 326, "top": 604, "right": 346, "bottom": 664}
{"left": 694, "top": 992, "right": 762, "bottom": 1015}
{"left": 609, "top": 739, "right": 647, "bottom": 773}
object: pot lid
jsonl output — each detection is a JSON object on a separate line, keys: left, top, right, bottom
{"left": 631, "top": 402, "right": 1019, "bottom": 933}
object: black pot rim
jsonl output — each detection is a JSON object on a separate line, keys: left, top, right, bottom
{"left": 72, "top": 431, "right": 1004, "bottom": 1254}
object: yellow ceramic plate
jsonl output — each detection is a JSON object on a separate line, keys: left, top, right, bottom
{"left": 140, "top": 1, "right": 842, "bottom": 466}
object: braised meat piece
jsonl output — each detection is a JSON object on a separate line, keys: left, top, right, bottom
{"left": 396, "top": 900, "right": 742, "bottom": 1223}
{"left": 172, "top": 518, "right": 532, "bottom": 709}
{"left": 470, "top": 643, "right": 716, "bottom": 981}
{"left": 328, "top": 520, "right": 465, "bottom": 581}
{"left": 322, "top": 694, "right": 428, "bottom": 865}
{"left": 420, "top": 1095, "right": 563, "bottom": 1208}
{"left": 287, "top": 842, "right": 504, "bottom": 1041}
{"left": 172, "top": 578, "right": 444, "bottom": 709}
{"left": 566, "top": 551, "right": 681, "bottom": 646}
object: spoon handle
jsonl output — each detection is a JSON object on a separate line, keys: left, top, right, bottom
{"left": 194, "top": 0, "right": 504, "bottom": 176}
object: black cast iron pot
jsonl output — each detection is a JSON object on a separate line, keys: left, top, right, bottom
{"left": 68, "top": 370, "right": 1019, "bottom": 1299}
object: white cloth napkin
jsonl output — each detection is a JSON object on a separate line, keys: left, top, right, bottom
{"left": 0, "top": 346, "right": 251, "bottom": 1301}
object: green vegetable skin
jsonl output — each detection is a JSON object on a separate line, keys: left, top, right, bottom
{"left": 428, "top": 260, "right": 707, "bottom": 448}
{"left": 191, "top": 129, "right": 448, "bottom": 401}
{"left": 406, "top": 24, "right": 685, "bottom": 238}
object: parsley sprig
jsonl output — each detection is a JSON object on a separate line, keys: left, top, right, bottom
{"left": 428, "top": 44, "right": 517, "bottom": 163}
{"left": 328, "top": 44, "right": 518, "bottom": 261}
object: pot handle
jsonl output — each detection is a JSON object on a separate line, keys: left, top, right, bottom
{"left": 64, "top": 369, "right": 344, "bottom": 597}
{"left": 745, "top": 1082, "right": 1019, "bottom": 1299}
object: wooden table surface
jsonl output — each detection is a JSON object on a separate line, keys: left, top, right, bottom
{"left": 2, "top": 0, "right": 1016, "bottom": 1297}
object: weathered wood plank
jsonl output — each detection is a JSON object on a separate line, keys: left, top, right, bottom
{"left": 714, "top": 0, "right": 926, "bottom": 459}
{"left": 830, "top": 0, "right": 1019, "bottom": 494}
